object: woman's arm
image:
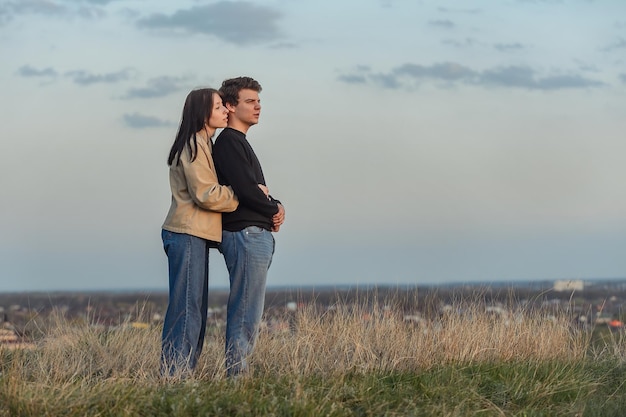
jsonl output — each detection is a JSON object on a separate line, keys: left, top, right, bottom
{"left": 181, "top": 141, "right": 239, "bottom": 213}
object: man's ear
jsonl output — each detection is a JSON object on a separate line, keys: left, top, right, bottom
{"left": 225, "top": 103, "right": 236, "bottom": 112}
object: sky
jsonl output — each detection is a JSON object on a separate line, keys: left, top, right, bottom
{"left": 1, "top": 0, "right": 625, "bottom": 292}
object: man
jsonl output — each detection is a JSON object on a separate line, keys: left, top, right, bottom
{"left": 213, "top": 76, "right": 285, "bottom": 376}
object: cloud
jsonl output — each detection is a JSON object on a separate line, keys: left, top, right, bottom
{"left": 429, "top": 19, "right": 455, "bottom": 29}
{"left": 6, "top": 0, "right": 67, "bottom": 15}
{"left": 379, "top": 0, "right": 408, "bottom": 8}
{"left": 576, "top": 63, "right": 598, "bottom": 73}
{"left": 0, "top": 0, "right": 116, "bottom": 24}
{"left": 80, "top": 0, "right": 119, "bottom": 4}
{"left": 437, "top": 7, "right": 481, "bottom": 14}
{"left": 17, "top": 66, "right": 134, "bottom": 86}
{"left": 16, "top": 65, "right": 58, "bottom": 78}
{"left": 269, "top": 42, "right": 298, "bottom": 50}
{"left": 121, "top": 76, "right": 190, "bottom": 99}
{"left": 516, "top": 0, "right": 564, "bottom": 3}
{"left": 494, "top": 43, "right": 525, "bottom": 52}
{"left": 338, "top": 62, "right": 605, "bottom": 91}
{"left": 123, "top": 113, "right": 172, "bottom": 129}
{"left": 337, "top": 74, "right": 367, "bottom": 85}
{"left": 370, "top": 73, "right": 404, "bottom": 89}
{"left": 65, "top": 68, "right": 133, "bottom": 85}
{"left": 443, "top": 38, "right": 477, "bottom": 48}
{"left": 76, "top": 6, "right": 106, "bottom": 19}
{"left": 620, "top": 74, "right": 626, "bottom": 84}
{"left": 479, "top": 66, "right": 604, "bottom": 89}
{"left": 395, "top": 62, "right": 476, "bottom": 81}
{"left": 136, "top": 2, "right": 282, "bottom": 45}
{"left": 602, "top": 38, "right": 626, "bottom": 52}
{"left": 0, "top": 0, "right": 67, "bottom": 24}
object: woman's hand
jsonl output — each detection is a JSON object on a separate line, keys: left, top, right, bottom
{"left": 258, "top": 184, "right": 269, "bottom": 197}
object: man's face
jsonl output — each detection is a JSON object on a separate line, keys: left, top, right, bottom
{"left": 227, "top": 89, "right": 261, "bottom": 128}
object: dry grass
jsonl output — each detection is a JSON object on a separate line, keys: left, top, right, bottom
{"left": 3, "top": 297, "right": 626, "bottom": 416}
{"left": 252, "top": 301, "right": 584, "bottom": 377}
{"left": 2, "top": 298, "right": 587, "bottom": 383}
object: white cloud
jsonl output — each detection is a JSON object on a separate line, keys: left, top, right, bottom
{"left": 17, "top": 65, "right": 58, "bottom": 78}
{"left": 0, "top": 0, "right": 116, "bottom": 24}
{"left": 65, "top": 68, "right": 134, "bottom": 85}
{"left": 338, "top": 62, "right": 605, "bottom": 90}
{"left": 494, "top": 42, "right": 525, "bottom": 52}
{"left": 136, "top": 2, "right": 283, "bottom": 45}
{"left": 122, "top": 76, "right": 191, "bottom": 99}
{"left": 429, "top": 19, "right": 455, "bottom": 29}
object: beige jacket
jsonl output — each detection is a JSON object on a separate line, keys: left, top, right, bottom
{"left": 162, "top": 136, "right": 238, "bottom": 242}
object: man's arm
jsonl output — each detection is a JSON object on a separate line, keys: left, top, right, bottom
{"left": 214, "top": 138, "right": 279, "bottom": 218}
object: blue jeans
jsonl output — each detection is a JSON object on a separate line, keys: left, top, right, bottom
{"left": 160, "top": 230, "right": 211, "bottom": 377}
{"left": 221, "top": 226, "right": 275, "bottom": 376}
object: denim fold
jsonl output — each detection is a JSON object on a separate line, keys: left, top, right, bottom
{"left": 221, "top": 226, "right": 275, "bottom": 376}
{"left": 160, "top": 230, "right": 210, "bottom": 377}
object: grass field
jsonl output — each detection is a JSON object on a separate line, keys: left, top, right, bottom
{"left": 1, "top": 298, "right": 626, "bottom": 416}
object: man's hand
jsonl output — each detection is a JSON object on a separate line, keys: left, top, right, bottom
{"left": 272, "top": 203, "right": 285, "bottom": 232}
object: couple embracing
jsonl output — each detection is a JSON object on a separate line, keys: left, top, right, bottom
{"left": 160, "top": 76, "right": 285, "bottom": 377}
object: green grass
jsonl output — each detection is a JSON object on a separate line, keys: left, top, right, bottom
{"left": 2, "top": 361, "right": 626, "bottom": 416}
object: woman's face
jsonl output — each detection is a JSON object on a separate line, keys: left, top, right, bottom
{"left": 207, "top": 93, "right": 229, "bottom": 129}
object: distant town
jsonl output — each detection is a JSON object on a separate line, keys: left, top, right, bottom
{"left": 2, "top": 279, "right": 626, "bottom": 349}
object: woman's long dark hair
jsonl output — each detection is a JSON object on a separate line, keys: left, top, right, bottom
{"left": 167, "top": 88, "right": 219, "bottom": 166}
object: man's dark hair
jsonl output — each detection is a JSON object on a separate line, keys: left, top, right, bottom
{"left": 220, "top": 76, "right": 262, "bottom": 107}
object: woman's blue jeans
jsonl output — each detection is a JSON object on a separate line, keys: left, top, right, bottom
{"left": 160, "top": 230, "right": 211, "bottom": 377}
{"left": 221, "top": 226, "right": 275, "bottom": 376}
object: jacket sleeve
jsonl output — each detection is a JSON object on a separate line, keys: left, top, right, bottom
{"left": 181, "top": 141, "right": 239, "bottom": 213}
{"left": 216, "top": 138, "right": 279, "bottom": 218}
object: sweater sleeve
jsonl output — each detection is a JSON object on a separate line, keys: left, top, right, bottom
{"left": 216, "top": 137, "right": 279, "bottom": 218}
{"left": 181, "top": 141, "right": 239, "bottom": 213}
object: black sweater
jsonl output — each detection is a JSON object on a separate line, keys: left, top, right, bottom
{"left": 213, "top": 127, "right": 280, "bottom": 232}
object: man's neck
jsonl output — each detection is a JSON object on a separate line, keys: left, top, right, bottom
{"left": 227, "top": 120, "right": 250, "bottom": 135}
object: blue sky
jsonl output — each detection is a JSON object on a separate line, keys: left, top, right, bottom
{"left": 1, "top": 0, "right": 625, "bottom": 292}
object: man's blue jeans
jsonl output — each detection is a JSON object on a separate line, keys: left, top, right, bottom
{"left": 221, "top": 226, "right": 275, "bottom": 376}
{"left": 160, "top": 230, "right": 211, "bottom": 377}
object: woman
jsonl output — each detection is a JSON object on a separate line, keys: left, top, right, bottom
{"left": 160, "top": 88, "right": 265, "bottom": 376}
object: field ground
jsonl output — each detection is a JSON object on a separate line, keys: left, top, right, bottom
{"left": 2, "top": 288, "right": 626, "bottom": 416}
